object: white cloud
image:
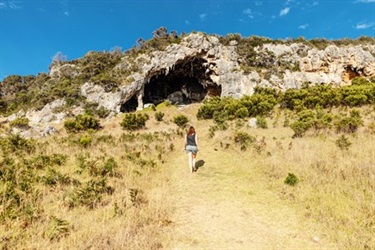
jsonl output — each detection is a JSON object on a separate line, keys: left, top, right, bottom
{"left": 280, "top": 7, "right": 290, "bottom": 16}
{"left": 185, "top": 20, "right": 190, "bottom": 25}
{"left": 243, "top": 8, "right": 254, "bottom": 19}
{"left": 199, "top": 13, "right": 207, "bottom": 21}
{"left": 0, "top": 1, "right": 21, "bottom": 9}
{"left": 356, "top": 0, "right": 375, "bottom": 2}
{"left": 298, "top": 24, "right": 309, "bottom": 29}
{"left": 64, "top": 11, "right": 69, "bottom": 16}
{"left": 8, "top": 1, "right": 21, "bottom": 9}
{"left": 355, "top": 22, "right": 374, "bottom": 29}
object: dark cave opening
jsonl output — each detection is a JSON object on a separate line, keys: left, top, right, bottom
{"left": 143, "top": 75, "right": 208, "bottom": 105}
{"left": 345, "top": 65, "right": 361, "bottom": 80}
{"left": 120, "top": 56, "right": 222, "bottom": 112}
{"left": 143, "top": 57, "right": 221, "bottom": 106}
{"left": 120, "top": 94, "right": 138, "bottom": 113}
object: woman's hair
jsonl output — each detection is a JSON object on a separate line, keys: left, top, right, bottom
{"left": 187, "top": 126, "right": 195, "bottom": 135}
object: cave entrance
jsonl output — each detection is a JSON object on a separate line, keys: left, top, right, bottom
{"left": 143, "top": 57, "right": 221, "bottom": 106}
{"left": 120, "top": 94, "right": 138, "bottom": 113}
{"left": 344, "top": 65, "right": 361, "bottom": 81}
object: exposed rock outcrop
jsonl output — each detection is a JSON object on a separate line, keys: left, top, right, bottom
{"left": 72, "top": 33, "right": 375, "bottom": 113}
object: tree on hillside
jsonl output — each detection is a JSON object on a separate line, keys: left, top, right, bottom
{"left": 152, "top": 27, "right": 168, "bottom": 38}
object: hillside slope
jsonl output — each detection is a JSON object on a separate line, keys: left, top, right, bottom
{"left": 0, "top": 102, "right": 373, "bottom": 249}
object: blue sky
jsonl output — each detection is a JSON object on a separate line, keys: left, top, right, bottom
{"left": 0, "top": 0, "right": 374, "bottom": 81}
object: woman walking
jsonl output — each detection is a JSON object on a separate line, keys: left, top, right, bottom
{"left": 184, "top": 126, "right": 198, "bottom": 173}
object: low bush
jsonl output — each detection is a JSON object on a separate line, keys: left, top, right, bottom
{"left": 233, "top": 131, "right": 256, "bottom": 151}
{"left": 79, "top": 135, "right": 92, "bottom": 148}
{"left": 284, "top": 173, "right": 299, "bottom": 186}
{"left": 235, "top": 107, "right": 249, "bottom": 119}
{"left": 335, "top": 135, "right": 351, "bottom": 150}
{"left": 64, "top": 114, "right": 101, "bottom": 133}
{"left": 334, "top": 109, "right": 363, "bottom": 133}
{"left": 45, "top": 216, "right": 70, "bottom": 241}
{"left": 66, "top": 178, "right": 113, "bottom": 209}
{"left": 197, "top": 96, "right": 222, "bottom": 120}
{"left": 9, "top": 117, "right": 30, "bottom": 128}
{"left": 120, "top": 113, "right": 149, "bottom": 130}
{"left": 289, "top": 109, "right": 315, "bottom": 137}
{"left": 173, "top": 115, "right": 189, "bottom": 128}
{"left": 0, "top": 133, "right": 36, "bottom": 154}
{"left": 256, "top": 116, "right": 268, "bottom": 129}
{"left": 154, "top": 111, "right": 164, "bottom": 121}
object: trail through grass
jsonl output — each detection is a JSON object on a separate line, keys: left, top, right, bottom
{"left": 163, "top": 125, "right": 338, "bottom": 249}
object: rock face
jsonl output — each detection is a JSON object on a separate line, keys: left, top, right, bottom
{"left": 49, "top": 33, "right": 375, "bottom": 114}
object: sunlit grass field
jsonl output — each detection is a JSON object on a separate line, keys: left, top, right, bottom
{"left": 0, "top": 103, "right": 374, "bottom": 249}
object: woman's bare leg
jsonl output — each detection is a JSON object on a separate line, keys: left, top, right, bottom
{"left": 192, "top": 154, "right": 196, "bottom": 171}
{"left": 188, "top": 152, "right": 193, "bottom": 173}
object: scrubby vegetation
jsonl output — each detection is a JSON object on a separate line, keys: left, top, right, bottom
{"left": 0, "top": 87, "right": 374, "bottom": 248}
{"left": 197, "top": 79, "right": 375, "bottom": 137}
{"left": 0, "top": 118, "right": 181, "bottom": 249}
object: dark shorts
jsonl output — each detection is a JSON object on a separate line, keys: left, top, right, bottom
{"left": 186, "top": 145, "right": 198, "bottom": 154}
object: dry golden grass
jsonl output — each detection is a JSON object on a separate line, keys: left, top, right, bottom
{"left": 0, "top": 103, "right": 374, "bottom": 249}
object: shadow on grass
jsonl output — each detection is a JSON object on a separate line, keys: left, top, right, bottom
{"left": 195, "top": 159, "right": 205, "bottom": 171}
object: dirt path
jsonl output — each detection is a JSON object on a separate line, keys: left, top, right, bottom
{"left": 164, "top": 135, "right": 336, "bottom": 249}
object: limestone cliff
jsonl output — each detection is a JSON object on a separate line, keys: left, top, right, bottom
{"left": 49, "top": 33, "right": 374, "bottom": 114}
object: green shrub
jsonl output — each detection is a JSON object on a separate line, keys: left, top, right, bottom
{"left": 78, "top": 135, "right": 92, "bottom": 148}
{"left": 213, "top": 110, "right": 229, "bottom": 124}
{"left": 284, "top": 173, "right": 299, "bottom": 186}
{"left": 341, "top": 85, "right": 375, "bottom": 106}
{"left": 173, "top": 115, "right": 189, "bottom": 128}
{"left": 9, "top": 117, "right": 30, "bottom": 128}
{"left": 197, "top": 96, "right": 222, "bottom": 120}
{"left": 311, "top": 108, "right": 333, "bottom": 131}
{"left": 66, "top": 178, "right": 112, "bottom": 209}
{"left": 256, "top": 116, "right": 268, "bottom": 129}
{"left": 241, "top": 94, "right": 277, "bottom": 117}
{"left": 336, "top": 135, "right": 351, "bottom": 150}
{"left": 233, "top": 131, "right": 256, "bottom": 150}
{"left": 120, "top": 113, "right": 149, "bottom": 130}
{"left": 0, "top": 133, "right": 36, "bottom": 154}
{"left": 224, "top": 101, "right": 246, "bottom": 119}
{"left": 0, "top": 156, "right": 41, "bottom": 222}
{"left": 351, "top": 76, "right": 370, "bottom": 86}
{"left": 41, "top": 168, "right": 72, "bottom": 186}
{"left": 26, "top": 153, "right": 68, "bottom": 169}
{"left": 289, "top": 109, "right": 315, "bottom": 137}
{"left": 154, "top": 111, "right": 164, "bottom": 121}
{"left": 290, "top": 121, "right": 311, "bottom": 137}
{"left": 334, "top": 109, "right": 363, "bottom": 133}
{"left": 64, "top": 114, "right": 100, "bottom": 133}
{"left": 102, "top": 157, "right": 118, "bottom": 177}
{"left": 45, "top": 216, "right": 70, "bottom": 240}
{"left": 344, "top": 94, "right": 368, "bottom": 107}
{"left": 235, "top": 107, "right": 249, "bottom": 119}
